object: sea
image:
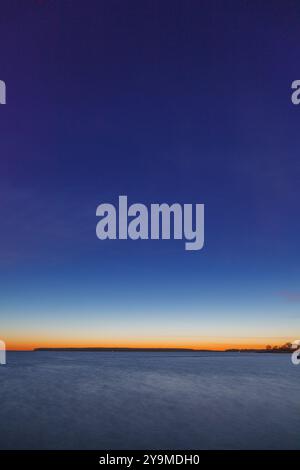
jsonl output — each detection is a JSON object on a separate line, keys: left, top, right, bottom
{"left": 0, "top": 351, "right": 299, "bottom": 449}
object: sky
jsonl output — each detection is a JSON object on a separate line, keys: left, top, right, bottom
{"left": 0, "top": 0, "right": 300, "bottom": 350}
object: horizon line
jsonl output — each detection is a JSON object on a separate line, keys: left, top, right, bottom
{"left": 6, "top": 345, "right": 291, "bottom": 352}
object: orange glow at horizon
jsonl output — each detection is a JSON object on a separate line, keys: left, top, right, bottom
{"left": 5, "top": 336, "right": 291, "bottom": 351}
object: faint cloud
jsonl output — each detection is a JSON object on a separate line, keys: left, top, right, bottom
{"left": 279, "top": 291, "right": 300, "bottom": 302}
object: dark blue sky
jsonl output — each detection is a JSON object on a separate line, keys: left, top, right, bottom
{"left": 0, "top": 0, "right": 299, "bottom": 348}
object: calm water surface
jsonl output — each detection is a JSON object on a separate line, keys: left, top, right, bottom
{"left": 0, "top": 351, "right": 299, "bottom": 449}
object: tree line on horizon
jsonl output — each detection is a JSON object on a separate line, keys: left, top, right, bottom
{"left": 265, "top": 342, "right": 293, "bottom": 352}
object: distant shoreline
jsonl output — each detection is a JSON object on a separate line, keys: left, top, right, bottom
{"left": 34, "top": 347, "right": 204, "bottom": 352}
{"left": 31, "top": 347, "right": 292, "bottom": 353}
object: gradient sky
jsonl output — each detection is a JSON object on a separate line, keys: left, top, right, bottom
{"left": 0, "top": 0, "right": 300, "bottom": 350}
